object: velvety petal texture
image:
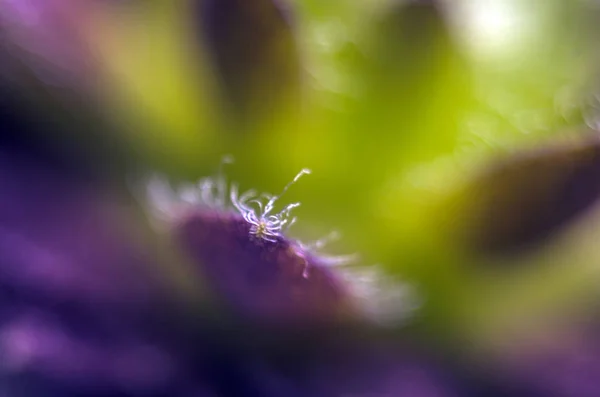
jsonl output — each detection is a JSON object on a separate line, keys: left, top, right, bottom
{"left": 175, "top": 210, "right": 356, "bottom": 326}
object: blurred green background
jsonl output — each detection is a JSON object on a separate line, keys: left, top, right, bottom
{"left": 8, "top": 0, "right": 600, "bottom": 358}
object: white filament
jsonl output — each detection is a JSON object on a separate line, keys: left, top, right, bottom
{"left": 230, "top": 169, "right": 311, "bottom": 242}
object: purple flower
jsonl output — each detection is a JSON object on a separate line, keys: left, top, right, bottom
{"left": 6, "top": 2, "right": 600, "bottom": 396}
{"left": 147, "top": 166, "right": 416, "bottom": 327}
{"left": 0, "top": 111, "right": 454, "bottom": 396}
{"left": 175, "top": 210, "right": 355, "bottom": 325}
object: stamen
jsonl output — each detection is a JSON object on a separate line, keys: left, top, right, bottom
{"left": 215, "top": 155, "right": 234, "bottom": 207}
{"left": 229, "top": 168, "right": 311, "bottom": 242}
{"left": 147, "top": 162, "right": 312, "bottom": 243}
{"left": 264, "top": 168, "right": 311, "bottom": 215}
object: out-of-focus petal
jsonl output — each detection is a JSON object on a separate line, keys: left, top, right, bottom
{"left": 0, "top": 0, "right": 96, "bottom": 88}
{"left": 0, "top": 149, "right": 205, "bottom": 395}
{"left": 481, "top": 320, "right": 600, "bottom": 397}
{"left": 198, "top": 0, "right": 302, "bottom": 126}
{"left": 444, "top": 134, "right": 600, "bottom": 257}
{"left": 306, "top": 343, "right": 461, "bottom": 397}
{"left": 0, "top": 154, "right": 161, "bottom": 307}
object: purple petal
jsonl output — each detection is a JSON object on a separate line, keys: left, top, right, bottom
{"left": 0, "top": 153, "right": 164, "bottom": 307}
{"left": 486, "top": 322, "right": 600, "bottom": 397}
{"left": 175, "top": 210, "right": 356, "bottom": 326}
{"left": 0, "top": 149, "right": 467, "bottom": 396}
{"left": 0, "top": 311, "right": 176, "bottom": 393}
{"left": 306, "top": 343, "right": 461, "bottom": 397}
{"left": 0, "top": 151, "right": 201, "bottom": 394}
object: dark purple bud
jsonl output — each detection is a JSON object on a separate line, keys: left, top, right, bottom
{"left": 198, "top": 0, "right": 302, "bottom": 125}
{"left": 175, "top": 210, "right": 356, "bottom": 326}
{"left": 446, "top": 134, "right": 600, "bottom": 257}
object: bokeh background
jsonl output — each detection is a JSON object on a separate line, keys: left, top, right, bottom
{"left": 4, "top": 0, "right": 600, "bottom": 395}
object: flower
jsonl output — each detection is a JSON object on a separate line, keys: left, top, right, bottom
{"left": 147, "top": 161, "right": 415, "bottom": 326}
{"left": 3, "top": 0, "right": 600, "bottom": 396}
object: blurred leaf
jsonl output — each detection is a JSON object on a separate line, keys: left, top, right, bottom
{"left": 199, "top": 0, "right": 302, "bottom": 129}
{"left": 93, "top": 1, "right": 216, "bottom": 177}
{"left": 444, "top": 131, "right": 600, "bottom": 257}
{"left": 340, "top": 0, "right": 473, "bottom": 169}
